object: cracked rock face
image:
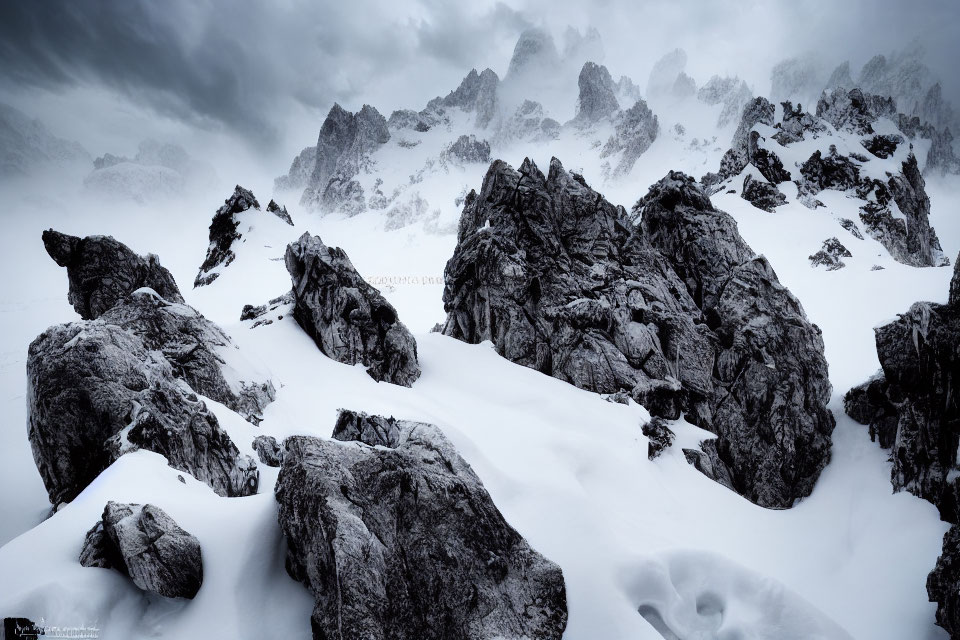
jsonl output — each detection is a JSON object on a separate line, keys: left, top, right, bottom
{"left": 42, "top": 229, "right": 183, "bottom": 319}
{"left": 100, "top": 290, "right": 275, "bottom": 424}
{"left": 285, "top": 232, "right": 420, "bottom": 386}
{"left": 574, "top": 61, "right": 620, "bottom": 126}
{"left": 252, "top": 435, "right": 283, "bottom": 467}
{"left": 442, "top": 158, "right": 834, "bottom": 507}
{"left": 601, "top": 99, "right": 659, "bottom": 178}
{"left": 741, "top": 174, "right": 787, "bottom": 212}
{"left": 275, "top": 409, "right": 568, "bottom": 640}
{"left": 28, "top": 321, "right": 258, "bottom": 505}
{"left": 80, "top": 502, "right": 202, "bottom": 599}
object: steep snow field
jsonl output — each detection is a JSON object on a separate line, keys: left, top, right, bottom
{"left": 1, "top": 119, "right": 957, "bottom": 639}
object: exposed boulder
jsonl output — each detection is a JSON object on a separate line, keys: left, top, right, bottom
{"left": 601, "top": 99, "right": 659, "bottom": 178}
{"left": 99, "top": 289, "right": 275, "bottom": 424}
{"left": 442, "top": 158, "right": 834, "bottom": 507}
{"left": 929, "top": 525, "right": 960, "bottom": 639}
{"left": 741, "top": 175, "right": 786, "bottom": 212}
{"left": 773, "top": 101, "right": 826, "bottom": 145}
{"left": 798, "top": 146, "right": 861, "bottom": 194}
{"left": 862, "top": 133, "right": 903, "bottom": 159}
{"left": 573, "top": 62, "right": 620, "bottom": 126}
{"left": 28, "top": 321, "right": 259, "bottom": 505}
{"left": 717, "top": 97, "right": 775, "bottom": 180}
{"left": 642, "top": 417, "right": 675, "bottom": 460}
{"left": 252, "top": 435, "right": 283, "bottom": 467}
{"left": 194, "top": 185, "right": 262, "bottom": 286}
{"left": 42, "top": 229, "right": 183, "bottom": 319}
{"left": 275, "top": 410, "right": 568, "bottom": 640}
{"left": 285, "top": 232, "right": 421, "bottom": 386}
{"left": 809, "top": 237, "right": 852, "bottom": 270}
{"left": 442, "top": 135, "right": 491, "bottom": 165}
{"left": 750, "top": 137, "right": 792, "bottom": 183}
{"left": 80, "top": 501, "right": 202, "bottom": 599}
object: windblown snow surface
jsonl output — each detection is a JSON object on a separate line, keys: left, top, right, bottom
{"left": 1, "top": 94, "right": 959, "bottom": 640}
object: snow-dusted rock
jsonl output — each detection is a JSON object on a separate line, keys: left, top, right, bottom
{"left": 809, "top": 237, "right": 852, "bottom": 270}
{"left": 506, "top": 28, "right": 560, "bottom": 80}
{"left": 573, "top": 61, "right": 620, "bottom": 126}
{"left": 42, "top": 229, "right": 183, "bottom": 319}
{"left": 798, "top": 146, "right": 861, "bottom": 194}
{"left": 275, "top": 409, "right": 568, "bottom": 640}
{"left": 441, "top": 134, "right": 491, "bottom": 165}
{"left": 442, "top": 158, "right": 834, "bottom": 507}
{"left": 195, "top": 185, "right": 262, "bottom": 286}
{"left": 925, "top": 127, "right": 960, "bottom": 176}
{"left": 285, "top": 232, "right": 420, "bottom": 386}
{"left": 825, "top": 61, "right": 854, "bottom": 90}
{"left": 862, "top": 133, "right": 904, "bottom": 159}
{"left": 601, "top": 99, "right": 659, "bottom": 178}
{"left": 266, "top": 199, "right": 294, "bottom": 225}
{"left": 773, "top": 101, "right": 827, "bottom": 145}
{"left": 428, "top": 68, "right": 500, "bottom": 129}
{"left": 816, "top": 87, "right": 888, "bottom": 135}
{"left": 717, "top": 97, "right": 775, "bottom": 180}
{"left": 741, "top": 174, "right": 786, "bottom": 212}
{"left": 883, "top": 154, "right": 949, "bottom": 267}
{"left": 499, "top": 100, "right": 560, "bottom": 143}
{"left": 252, "top": 435, "right": 283, "bottom": 467}
{"left": 642, "top": 417, "right": 675, "bottom": 460}
{"left": 929, "top": 525, "right": 960, "bottom": 639}
{"left": 80, "top": 502, "right": 202, "bottom": 599}
{"left": 28, "top": 321, "right": 259, "bottom": 505}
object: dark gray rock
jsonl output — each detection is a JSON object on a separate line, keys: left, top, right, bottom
{"left": 750, "top": 136, "right": 791, "bottom": 184}
{"left": 285, "top": 232, "right": 420, "bottom": 386}
{"left": 717, "top": 97, "right": 775, "bottom": 181}
{"left": 241, "top": 291, "right": 295, "bottom": 328}
{"left": 442, "top": 135, "right": 491, "bottom": 165}
{"left": 252, "top": 435, "right": 283, "bottom": 467}
{"left": 844, "top": 255, "right": 960, "bottom": 520}
{"left": 862, "top": 133, "right": 903, "bottom": 159}
{"left": 929, "top": 524, "right": 960, "bottom": 639}
{"left": 442, "top": 159, "right": 834, "bottom": 507}
{"left": 42, "top": 229, "right": 183, "bottom": 319}
{"left": 276, "top": 409, "right": 568, "bottom": 640}
{"left": 99, "top": 289, "right": 275, "bottom": 424}
{"left": 573, "top": 62, "right": 619, "bottom": 126}
{"left": 427, "top": 68, "right": 500, "bottom": 129}
{"left": 882, "top": 154, "right": 948, "bottom": 267}
{"left": 683, "top": 440, "right": 736, "bottom": 493}
{"left": 772, "top": 101, "right": 827, "bottom": 145}
{"left": 601, "top": 99, "right": 659, "bottom": 178}
{"left": 80, "top": 501, "right": 202, "bottom": 599}
{"left": 642, "top": 417, "right": 675, "bottom": 460}
{"left": 28, "top": 321, "right": 258, "bottom": 505}
{"left": 838, "top": 217, "right": 864, "bottom": 240}
{"left": 195, "top": 185, "right": 263, "bottom": 286}
{"left": 809, "top": 237, "right": 852, "bottom": 270}
{"left": 799, "top": 146, "right": 861, "bottom": 195}
{"left": 300, "top": 104, "right": 390, "bottom": 213}
{"left": 266, "top": 199, "right": 294, "bottom": 225}
{"left": 741, "top": 174, "right": 786, "bottom": 212}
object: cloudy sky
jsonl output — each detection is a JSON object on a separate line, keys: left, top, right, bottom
{"left": 2, "top": 0, "right": 958, "bottom": 171}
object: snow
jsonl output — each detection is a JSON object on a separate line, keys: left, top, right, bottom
{"left": 1, "top": 79, "right": 959, "bottom": 640}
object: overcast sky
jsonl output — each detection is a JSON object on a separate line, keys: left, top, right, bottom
{"left": 2, "top": 0, "right": 958, "bottom": 171}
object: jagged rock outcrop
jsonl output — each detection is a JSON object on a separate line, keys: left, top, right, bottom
{"left": 839, "top": 218, "right": 864, "bottom": 239}
{"left": 442, "top": 135, "right": 491, "bottom": 165}
{"left": 266, "top": 199, "right": 294, "bottom": 225}
{"left": 275, "top": 409, "right": 568, "bottom": 640}
{"left": 816, "top": 87, "right": 891, "bottom": 135}
{"left": 825, "top": 61, "right": 854, "bottom": 90}
{"left": 773, "top": 101, "right": 827, "bottom": 145}
{"left": 300, "top": 103, "right": 390, "bottom": 214}
{"left": 275, "top": 146, "right": 317, "bottom": 192}
{"left": 506, "top": 28, "right": 560, "bottom": 80}
{"left": 499, "top": 100, "right": 560, "bottom": 143}
{"left": 798, "top": 146, "right": 861, "bottom": 194}
{"left": 862, "top": 133, "right": 904, "bottom": 159}
{"left": 845, "top": 255, "right": 960, "bottom": 520}
{"left": 426, "top": 68, "right": 500, "bottom": 129}
{"left": 285, "top": 232, "right": 420, "bottom": 386}
{"left": 716, "top": 97, "right": 775, "bottom": 180}
{"left": 573, "top": 62, "right": 619, "bottom": 126}
{"left": 881, "top": 154, "right": 948, "bottom": 267}
{"left": 741, "top": 175, "right": 786, "bottom": 212}
{"left": 601, "top": 99, "right": 659, "bottom": 178}
{"left": 80, "top": 502, "right": 202, "bottom": 599}
{"left": 442, "top": 158, "right": 834, "bottom": 507}
{"left": 28, "top": 321, "right": 259, "bottom": 505}
{"left": 252, "top": 435, "right": 283, "bottom": 467}
{"left": 926, "top": 127, "right": 960, "bottom": 176}
{"left": 99, "top": 289, "right": 275, "bottom": 424}
{"left": 642, "top": 417, "right": 675, "bottom": 460}
{"left": 809, "top": 237, "right": 852, "bottom": 270}
{"left": 42, "top": 229, "right": 183, "bottom": 319}
{"left": 929, "top": 525, "right": 960, "bottom": 639}
{"left": 194, "top": 185, "right": 261, "bottom": 286}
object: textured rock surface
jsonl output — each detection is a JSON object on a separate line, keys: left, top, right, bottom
{"left": 809, "top": 237, "right": 852, "bottom": 270}
{"left": 285, "top": 232, "right": 420, "bottom": 386}
{"left": 862, "top": 133, "right": 903, "bottom": 159}
{"left": 573, "top": 62, "right": 619, "bottom": 126}
{"left": 601, "top": 99, "right": 659, "bottom": 178}
{"left": 697, "top": 76, "right": 753, "bottom": 128}
{"left": 442, "top": 134, "right": 491, "bottom": 165}
{"left": 266, "top": 199, "right": 294, "bottom": 225}
{"left": 442, "top": 158, "right": 834, "bottom": 507}
{"left": 717, "top": 97, "right": 775, "bottom": 180}
{"left": 99, "top": 290, "right": 275, "bottom": 424}
{"left": 80, "top": 501, "right": 202, "bottom": 599}
{"left": 42, "top": 229, "right": 183, "bottom": 319}
{"left": 195, "top": 185, "right": 261, "bottom": 286}
{"left": 845, "top": 255, "right": 960, "bottom": 521}
{"left": 816, "top": 87, "right": 890, "bottom": 135}
{"left": 429, "top": 68, "right": 500, "bottom": 129}
{"left": 773, "top": 101, "right": 826, "bottom": 145}
{"left": 275, "top": 409, "right": 568, "bottom": 640}
{"left": 252, "top": 435, "right": 283, "bottom": 467}
{"left": 642, "top": 417, "right": 675, "bottom": 460}
{"left": 741, "top": 174, "right": 786, "bottom": 212}
{"left": 929, "top": 524, "right": 960, "bottom": 639}
{"left": 28, "top": 321, "right": 259, "bottom": 505}
{"left": 799, "top": 146, "right": 860, "bottom": 194}
{"left": 275, "top": 146, "right": 316, "bottom": 192}
{"left": 883, "top": 154, "right": 948, "bottom": 267}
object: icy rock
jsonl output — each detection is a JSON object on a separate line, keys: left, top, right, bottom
{"left": 844, "top": 255, "right": 960, "bottom": 520}
{"left": 252, "top": 435, "right": 283, "bottom": 467}
{"left": 838, "top": 218, "right": 864, "bottom": 240}
{"left": 573, "top": 62, "right": 620, "bottom": 126}
{"left": 285, "top": 232, "right": 420, "bottom": 386}
{"left": 601, "top": 99, "right": 659, "bottom": 178}
{"left": 861, "top": 133, "right": 903, "bottom": 159}
{"left": 275, "top": 409, "right": 568, "bottom": 640}
{"left": 741, "top": 174, "right": 787, "bottom": 212}
{"left": 299, "top": 103, "right": 390, "bottom": 213}
{"left": 642, "top": 417, "right": 675, "bottom": 460}
{"left": 809, "top": 237, "right": 852, "bottom": 270}
{"left": 750, "top": 136, "right": 791, "bottom": 183}
{"left": 100, "top": 290, "right": 275, "bottom": 424}
{"left": 241, "top": 291, "right": 295, "bottom": 328}
{"left": 80, "top": 502, "right": 202, "bottom": 599}
{"left": 929, "top": 525, "right": 960, "bottom": 639}
{"left": 42, "top": 229, "right": 183, "bottom": 319}
{"left": 442, "top": 159, "right": 834, "bottom": 507}
{"left": 442, "top": 135, "right": 491, "bottom": 165}
{"left": 28, "top": 322, "right": 259, "bottom": 505}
